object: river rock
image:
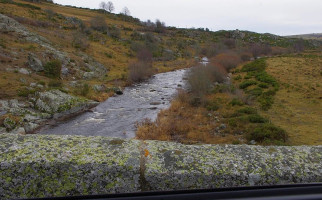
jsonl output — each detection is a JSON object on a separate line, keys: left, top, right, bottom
{"left": 150, "top": 102, "right": 161, "bottom": 105}
{"left": 24, "top": 122, "right": 39, "bottom": 133}
{"left": 114, "top": 87, "right": 123, "bottom": 95}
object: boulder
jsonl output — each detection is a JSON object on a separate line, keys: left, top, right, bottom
{"left": 10, "top": 127, "right": 26, "bottom": 135}
{"left": 24, "top": 122, "right": 39, "bottom": 133}
{"left": 28, "top": 53, "right": 43, "bottom": 72}
{"left": 35, "top": 90, "right": 76, "bottom": 113}
{"left": 18, "top": 68, "right": 30, "bottom": 75}
{"left": 83, "top": 72, "right": 95, "bottom": 80}
{"left": 93, "top": 84, "right": 106, "bottom": 92}
{"left": 114, "top": 87, "right": 123, "bottom": 95}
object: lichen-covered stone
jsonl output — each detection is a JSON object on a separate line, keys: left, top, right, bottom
{"left": 0, "top": 134, "right": 321, "bottom": 200}
{"left": 144, "top": 141, "right": 322, "bottom": 191}
{"left": 0, "top": 134, "right": 141, "bottom": 199}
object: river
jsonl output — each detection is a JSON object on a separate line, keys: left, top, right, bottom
{"left": 38, "top": 69, "right": 188, "bottom": 138}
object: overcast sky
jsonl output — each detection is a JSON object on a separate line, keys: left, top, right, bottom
{"left": 53, "top": 0, "right": 322, "bottom": 36}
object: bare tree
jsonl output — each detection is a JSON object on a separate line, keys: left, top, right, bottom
{"left": 106, "top": 1, "right": 115, "bottom": 12}
{"left": 99, "top": 1, "right": 106, "bottom": 10}
{"left": 121, "top": 6, "right": 130, "bottom": 16}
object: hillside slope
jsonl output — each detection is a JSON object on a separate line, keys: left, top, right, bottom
{"left": 0, "top": 0, "right": 321, "bottom": 136}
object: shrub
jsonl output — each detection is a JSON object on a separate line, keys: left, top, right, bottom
{"left": 248, "top": 123, "right": 288, "bottom": 144}
{"left": 90, "top": 16, "right": 107, "bottom": 32}
{"left": 44, "top": 9, "right": 55, "bottom": 20}
{"left": 240, "top": 53, "right": 251, "bottom": 61}
{"left": 247, "top": 87, "right": 263, "bottom": 97}
{"left": 44, "top": 60, "right": 62, "bottom": 78}
{"left": 255, "top": 71, "right": 277, "bottom": 85}
{"left": 248, "top": 114, "right": 268, "bottom": 123}
{"left": 258, "top": 95, "right": 274, "bottom": 111}
{"left": 234, "top": 75, "right": 242, "bottom": 80}
{"left": 205, "top": 101, "right": 219, "bottom": 111}
{"left": 211, "top": 52, "right": 241, "bottom": 71}
{"left": 229, "top": 98, "right": 244, "bottom": 106}
{"left": 80, "top": 83, "right": 90, "bottom": 96}
{"left": 237, "top": 107, "right": 257, "bottom": 114}
{"left": 187, "top": 67, "right": 212, "bottom": 98}
{"left": 136, "top": 48, "right": 152, "bottom": 62}
{"left": 108, "top": 26, "right": 121, "bottom": 39}
{"left": 241, "top": 58, "right": 266, "bottom": 72}
{"left": 258, "top": 83, "right": 269, "bottom": 88}
{"left": 72, "top": 32, "right": 90, "bottom": 51}
{"left": 37, "top": 81, "right": 46, "bottom": 86}
{"left": 239, "top": 80, "right": 257, "bottom": 89}
{"left": 17, "top": 88, "right": 36, "bottom": 97}
{"left": 128, "top": 61, "right": 153, "bottom": 83}
{"left": 223, "top": 38, "right": 236, "bottom": 49}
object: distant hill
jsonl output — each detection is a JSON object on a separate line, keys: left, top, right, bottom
{"left": 286, "top": 33, "right": 322, "bottom": 41}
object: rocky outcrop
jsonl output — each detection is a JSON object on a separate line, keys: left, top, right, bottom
{"left": 28, "top": 53, "right": 43, "bottom": 71}
{"left": 0, "top": 13, "right": 70, "bottom": 71}
{"left": 0, "top": 134, "right": 320, "bottom": 199}
{"left": 80, "top": 53, "right": 108, "bottom": 79}
{"left": 0, "top": 90, "right": 99, "bottom": 134}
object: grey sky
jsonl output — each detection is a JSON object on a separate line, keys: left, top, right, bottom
{"left": 53, "top": 0, "right": 322, "bottom": 36}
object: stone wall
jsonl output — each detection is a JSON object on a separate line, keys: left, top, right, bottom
{"left": 0, "top": 134, "right": 321, "bottom": 199}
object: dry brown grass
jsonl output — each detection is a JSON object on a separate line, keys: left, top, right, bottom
{"left": 136, "top": 91, "right": 244, "bottom": 144}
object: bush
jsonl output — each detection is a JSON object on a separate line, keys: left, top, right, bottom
{"left": 211, "top": 52, "right": 241, "bottom": 71}
{"left": 239, "top": 80, "right": 257, "bottom": 89}
{"left": 247, "top": 87, "right": 263, "bottom": 97}
{"left": 44, "top": 60, "right": 62, "bottom": 78}
{"left": 81, "top": 83, "right": 90, "bottom": 96}
{"left": 248, "top": 114, "right": 268, "bottom": 123}
{"left": 108, "top": 26, "right": 121, "bottom": 39}
{"left": 136, "top": 48, "right": 152, "bottom": 62}
{"left": 248, "top": 123, "right": 288, "bottom": 144}
{"left": 240, "top": 53, "right": 251, "bottom": 61}
{"left": 258, "top": 95, "right": 274, "bottom": 111}
{"left": 206, "top": 101, "right": 219, "bottom": 111}
{"left": 241, "top": 59, "right": 266, "bottom": 72}
{"left": 90, "top": 16, "right": 107, "bottom": 32}
{"left": 187, "top": 67, "right": 212, "bottom": 98}
{"left": 17, "top": 88, "right": 36, "bottom": 97}
{"left": 128, "top": 61, "right": 153, "bottom": 83}
{"left": 234, "top": 75, "right": 242, "bottom": 80}
{"left": 229, "top": 98, "right": 244, "bottom": 106}
{"left": 72, "top": 32, "right": 90, "bottom": 51}
{"left": 255, "top": 71, "right": 277, "bottom": 85}
{"left": 237, "top": 107, "right": 257, "bottom": 114}
{"left": 258, "top": 83, "right": 269, "bottom": 88}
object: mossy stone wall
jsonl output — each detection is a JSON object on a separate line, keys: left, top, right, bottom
{"left": 0, "top": 134, "right": 321, "bottom": 199}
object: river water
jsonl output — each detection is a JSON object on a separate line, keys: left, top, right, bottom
{"left": 39, "top": 69, "right": 188, "bottom": 138}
